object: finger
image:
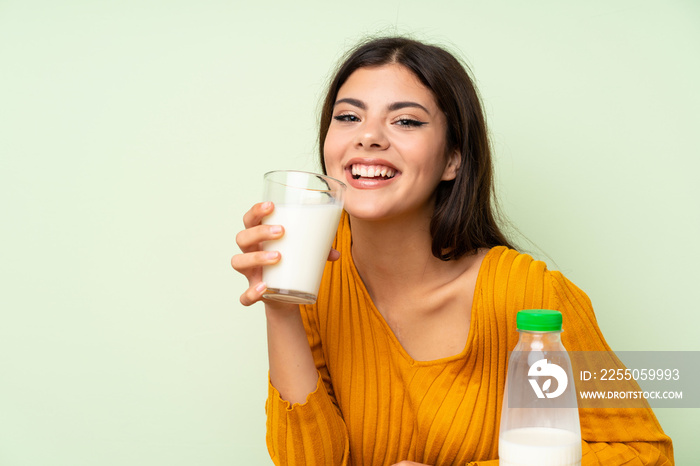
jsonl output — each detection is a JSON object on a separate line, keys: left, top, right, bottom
{"left": 328, "top": 248, "right": 340, "bottom": 262}
{"left": 231, "top": 250, "right": 280, "bottom": 274}
{"left": 240, "top": 282, "right": 267, "bottom": 306}
{"left": 236, "top": 224, "right": 284, "bottom": 253}
{"left": 242, "top": 201, "right": 274, "bottom": 229}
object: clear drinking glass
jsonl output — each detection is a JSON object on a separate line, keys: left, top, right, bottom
{"left": 261, "top": 170, "right": 346, "bottom": 305}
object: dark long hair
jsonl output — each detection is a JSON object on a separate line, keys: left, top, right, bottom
{"left": 318, "top": 36, "right": 515, "bottom": 260}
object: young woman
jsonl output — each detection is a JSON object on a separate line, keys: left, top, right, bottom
{"left": 232, "top": 37, "right": 673, "bottom": 466}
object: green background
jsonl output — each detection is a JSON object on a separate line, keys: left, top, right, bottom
{"left": 1, "top": 0, "right": 698, "bottom": 464}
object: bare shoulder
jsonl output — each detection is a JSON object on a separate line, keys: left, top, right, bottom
{"left": 460, "top": 247, "right": 491, "bottom": 279}
{"left": 440, "top": 248, "right": 491, "bottom": 302}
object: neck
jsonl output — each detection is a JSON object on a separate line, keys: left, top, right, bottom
{"left": 349, "top": 211, "right": 445, "bottom": 291}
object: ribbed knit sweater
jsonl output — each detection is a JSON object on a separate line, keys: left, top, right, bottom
{"left": 265, "top": 214, "right": 673, "bottom": 465}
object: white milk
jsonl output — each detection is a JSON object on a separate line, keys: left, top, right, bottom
{"left": 499, "top": 427, "right": 581, "bottom": 466}
{"left": 262, "top": 203, "right": 343, "bottom": 302}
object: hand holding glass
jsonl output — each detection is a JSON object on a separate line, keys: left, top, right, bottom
{"left": 261, "top": 170, "right": 346, "bottom": 304}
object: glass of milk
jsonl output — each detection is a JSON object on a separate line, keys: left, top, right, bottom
{"left": 261, "top": 170, "right": 346, "bottom": 305}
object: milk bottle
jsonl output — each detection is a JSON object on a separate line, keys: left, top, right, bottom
{"left": 499, "top": 309, "right": 582, "bottom": 466}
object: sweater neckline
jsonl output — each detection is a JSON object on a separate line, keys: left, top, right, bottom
{"left": 339, "top": 213, "right": 506, "bottom": 366}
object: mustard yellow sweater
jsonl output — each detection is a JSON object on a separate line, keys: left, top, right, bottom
{"left": 266, "top": 214, "right": 673, "bottom": 465}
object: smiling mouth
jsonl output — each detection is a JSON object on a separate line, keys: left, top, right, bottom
{"left": 350, "top": 164, "right": 397, "bottom": 180}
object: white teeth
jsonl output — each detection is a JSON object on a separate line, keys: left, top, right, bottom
{"left": 350, "top": 164, "right": 397, "bottom": 179}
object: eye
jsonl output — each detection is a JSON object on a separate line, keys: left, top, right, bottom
{"left": 333, "top": 113, "right": 360, "bottom": 123}
{"left": 394, "top": 118, "right": 427, "bottom": 127}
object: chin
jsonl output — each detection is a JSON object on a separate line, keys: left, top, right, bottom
{"left": 343, "top": 203, "right": 388, "bottom": 221}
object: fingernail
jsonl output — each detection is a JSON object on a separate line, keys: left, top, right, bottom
{"left": 262, "top": 201, "right": 273, "bottom": 210}
{"left": 265, "top": 251, "right": 280, "bottom": 260}
{"left": 270, "top": 225, "right": 282, "bottom": 235}
{"left": 255, "top": 282, "right": 267, "bottom": 293}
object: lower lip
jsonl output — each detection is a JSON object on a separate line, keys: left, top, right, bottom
{"left": 344, "top": 170, "right": 399, "bottom": 189}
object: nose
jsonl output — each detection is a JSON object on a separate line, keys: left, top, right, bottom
{"left": 355, "top": 120, "right": 388, "bottom": 150}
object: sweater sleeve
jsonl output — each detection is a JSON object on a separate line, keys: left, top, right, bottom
{"left": 265, "top": 372, "right": 349, "bottom": 465}
{"left": 548, "top": 271, "right": 675, "bottom": 465}
{"left": 265, "top": 304, "right": 350, "bottom": 466}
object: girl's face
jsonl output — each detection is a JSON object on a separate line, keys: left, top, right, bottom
{"left": 323, "top": 64, "right": 459, "bottom": 221}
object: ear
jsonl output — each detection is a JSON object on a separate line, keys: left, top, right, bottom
{"left": 441, "top": 148, "right": 461, "bottom": 181}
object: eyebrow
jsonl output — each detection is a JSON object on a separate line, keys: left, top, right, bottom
{"left": 388, "top": 101, "right": 431, "bottom": 114}
{"left": 334, "top": 98, "right": 431, "bottom": 115}
{"left": 335, "top": 98, "right": 365, "bottom": 109}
